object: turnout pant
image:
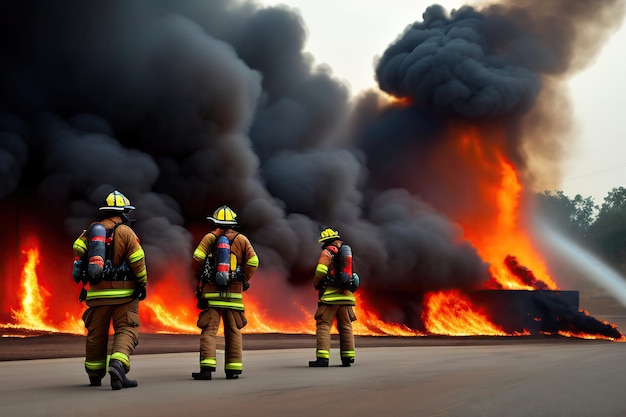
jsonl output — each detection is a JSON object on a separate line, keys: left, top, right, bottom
{"left": 82, "top": 299, "right": 140, "bottom": 378}
{"left": 197, "top": 307, "right": 247, "bottom": 373}
{"left": 314, "top": 304, "right": 356, "bottom": 361}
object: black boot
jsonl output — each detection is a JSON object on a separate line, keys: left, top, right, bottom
{"left": 225, "top": 370, "right": 241, "bottom": 380}
{"left": 341, "top": 358, "right": 354, "bottom": 367}
{"left": 109, "top": 359, "right": 138, "bottom": 390}
{"left": 308, "top": 358, "right": 329, "bottom": 367}
{"left": 88, "top": 376, "right": 102, "bottom": 386}
{"left": 192, "top": 368, "right": 213, "bottom": 380}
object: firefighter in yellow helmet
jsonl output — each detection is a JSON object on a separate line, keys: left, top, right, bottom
{"left": 309, "top": 227, "right": 358, "bottom": 367}
{"left": 72, "top": 190, "right": 148, "bottom": 390}
{"left": 191, "top": 205, "right": 259, "bottom": 380}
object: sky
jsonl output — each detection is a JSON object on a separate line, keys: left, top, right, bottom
{"left": 258, "top": 0, "right": 626, "bottom": 204}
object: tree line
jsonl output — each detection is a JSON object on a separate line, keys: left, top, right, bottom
{"left": 537, "top": 186, "right": 626, "bottom": 274}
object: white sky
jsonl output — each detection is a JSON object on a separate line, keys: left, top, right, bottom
{"left": 257, "top": 0, "right": 626, "bottom": 204}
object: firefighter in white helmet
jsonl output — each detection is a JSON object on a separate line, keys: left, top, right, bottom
{"left": 309, "top": 227, "right": 358, "bottom": 367}
{"left": 72, "top": 189, "right": 148, "bottom": 390}
{"left": 191, "top": 205, "right": 259, "bottom": 380}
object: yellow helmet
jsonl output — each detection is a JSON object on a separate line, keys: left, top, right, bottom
{"left": 99, "top": 190, "right": 135, "bottom": 212}
{"left": 207, "top": 205, "right": 238, "bottom": 226}
{"left": 318, "top": 227, "right": 340, "bottom": 243}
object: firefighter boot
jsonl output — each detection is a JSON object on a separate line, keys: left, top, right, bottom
{"left": 192, "top": 368, "right": 213, "bottom": 380}
{"left": 225, "top": 370, "right": 242, "bottom": 380}
{"left": 308, "top": 358, "right": 329, "bottom": 367}
{"left": 109, "top": 359, "right": 138, "bottom": 390}
{"left": 341, "top": 358, "right": 355, "bottom": 367}
{"left": 88, "top": 376, "right": 102, "bottom": 386}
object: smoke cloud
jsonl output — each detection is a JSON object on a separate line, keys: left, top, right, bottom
{"left": 1, "top": 0, "right": 624, "bottom": 332}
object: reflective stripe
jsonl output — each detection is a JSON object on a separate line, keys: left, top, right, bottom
{"left": 246, "top": 255, "right": 259, "bottom": 268}
{"left": 73, "top": 238, "right": 87, "bottom": 255}
{"left": 111, "top": 352, "right": 130, "bottom": 368}
{"left": 200, "top": 357, "right": 217, "bottom": 368}
{"left": 129, "top": 248, "right": 144, "bottom": 263}
{"left": 135, "top": 268, "right": 147, "bottom": 285}
{"left": 84, "top": 360, "right": 106, "bottom": 371}
{"left": 225, "top": 361, "right": 243, "bottom": 371}
{"left": 320, "top": 287, "right": 355, "bottom": 305}
{"left": 193, "top": 248, "right": 207, "bottom": 260}
{"left": 206, "top": 300, "right": 244, "bottom": 310}
{"left": 341, "top": 350, "right": 355, "bottom": 359}
{"left": 316, "top": 264, "right": 328, "bottom": 275}
{"left": 86, "top": 288, "right": 135, "bottom": 300}
{"left": 316, "top": 349, "right": 330, "bottom": 359}
{"left": 202, "top": 291, "right": 244, "bottom": 309}
{"left": 203, "top": 292, "right": 243, "bottom": 300}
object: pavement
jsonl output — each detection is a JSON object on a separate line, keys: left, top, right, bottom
{"left": 1, "top": 333, "right": 625, "bottom": 417}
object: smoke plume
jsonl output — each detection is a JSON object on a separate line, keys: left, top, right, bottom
{"left": 1, "top": 0, "right": 624, "bottom": 333}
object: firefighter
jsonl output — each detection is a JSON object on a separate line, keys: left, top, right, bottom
{"left": 191, "top": 205, "right": 259, "bottom": 380}
{"left": 309, "top": 227, "right": 357, "bottom": 367}
{"left": 72, "top": 190, "right": 148, "bottom": 390}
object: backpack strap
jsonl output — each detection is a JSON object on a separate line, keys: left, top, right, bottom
{"left": 105, "top": 222, "right": 124, "bottom": 262}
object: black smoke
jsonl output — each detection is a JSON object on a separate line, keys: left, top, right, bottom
{"left": 1, "top": 0, "right": 624, "bottom": 334}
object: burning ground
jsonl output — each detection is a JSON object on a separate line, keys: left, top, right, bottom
{"left": 1, "top": 0, "right": 625, "bottom": 339}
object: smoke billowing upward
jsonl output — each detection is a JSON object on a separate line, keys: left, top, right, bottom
{"left": 0, "top": 0, "right": 624, "bottom": 331}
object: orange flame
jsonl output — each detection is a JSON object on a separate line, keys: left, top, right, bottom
{"left": 1, "top": 240, "right": 84, "bottom": 335}
{"left": 455, "top": 127, "right": 556, "bottom": 290}
{"left": 352, "top": 293, "right": 424, "bottom": 336}
{"left": 423, "top": 290, "right": 511, "bottom": 336}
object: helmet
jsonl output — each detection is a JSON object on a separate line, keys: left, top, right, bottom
{"left": 207, "top": 205, "right": 238, "bottom": 226}
{"left": 318, "top": 227, "right": 340, "bottom": 243}
{"left": 99, "top": 190, "right": 135, "bottom": 212}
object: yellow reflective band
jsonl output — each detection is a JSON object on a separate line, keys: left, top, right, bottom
{"left": 246, "top": 255, "right": 259, "bottom": 268}
{"left": 84, "top": 360, "right": 106, "bottom": 371}
{"left": 72, "top": 238, "right": 87, "bottom": 257}
{"left": 316, "top": 350, "right": 330, "bottom": 359}
{"left": 320, "top": 287, "right": 355, "bottom": 305}
{"left": 111, "top": 352, "right": 130, "bottom": 368}
{"left": 203, "top": 292, "right": 243, "bottom": 299}
{"left": 73, "top": 237, "right": 88, "bottom": 251}
{"left": 341, "top": 350, "right": 356, "bottom": 358}
{"left": 316, "top": 264, "right": 328, "bottom": 275}
{"left": 86, "top": 289, "right": 135, "bottom": 300}
{"left": 193, "top": 248, "right": 207, "bottom": 260}
{"left": 129, "top": 248, "right": 144, "bottom": 263}
{"left": 135, "top": 268, "right": 147, "bottom": 279}
{"left": 200, "top": 358, "right": 217, "bottom": 367}
{"left": 206, "top": 300, "right": 244, "bottom": 310}
{"left": 225, "top": 362, "right": 243, "bottom": 371}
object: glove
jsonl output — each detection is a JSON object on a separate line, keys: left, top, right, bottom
{"left": 134, "top": 285, "right": 147, "bottom": 301}
{"left": 242, "top": 281, "right": 250, "bottom": 292}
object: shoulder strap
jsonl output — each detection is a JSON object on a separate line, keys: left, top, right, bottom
{"left": 325, "top": 245, "right": 338, "bottom": 278}
{"left": 105, "top": 222, "right": 124, "bottom": 262}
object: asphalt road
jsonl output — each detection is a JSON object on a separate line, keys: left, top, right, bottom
{"left": 1, "top": 339, "right": 625, "bottom": 417}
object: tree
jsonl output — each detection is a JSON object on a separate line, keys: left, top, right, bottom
{"left": 588, "top": 187, "right": 626, "bottom": 272}
{"left": 536, "top": 190, "right": 597, "bottom": 240}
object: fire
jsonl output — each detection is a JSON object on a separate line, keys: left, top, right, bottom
{"left": 454, "top": 127, "right": 557, "bottom": 291}
{"left": 1, "top": 239, "right": 84, "bottom": 335}
{"left": 352, "top": 293, "right": 424, "bottom": 336}
{"left": 414, "top": 125, "right": 564, "bottom": 336}
{"left": 243, "top": 297, "right": 314, "bottom": 334}
{"left": 423, "top": 290, "right": 510, "bottom": 336}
